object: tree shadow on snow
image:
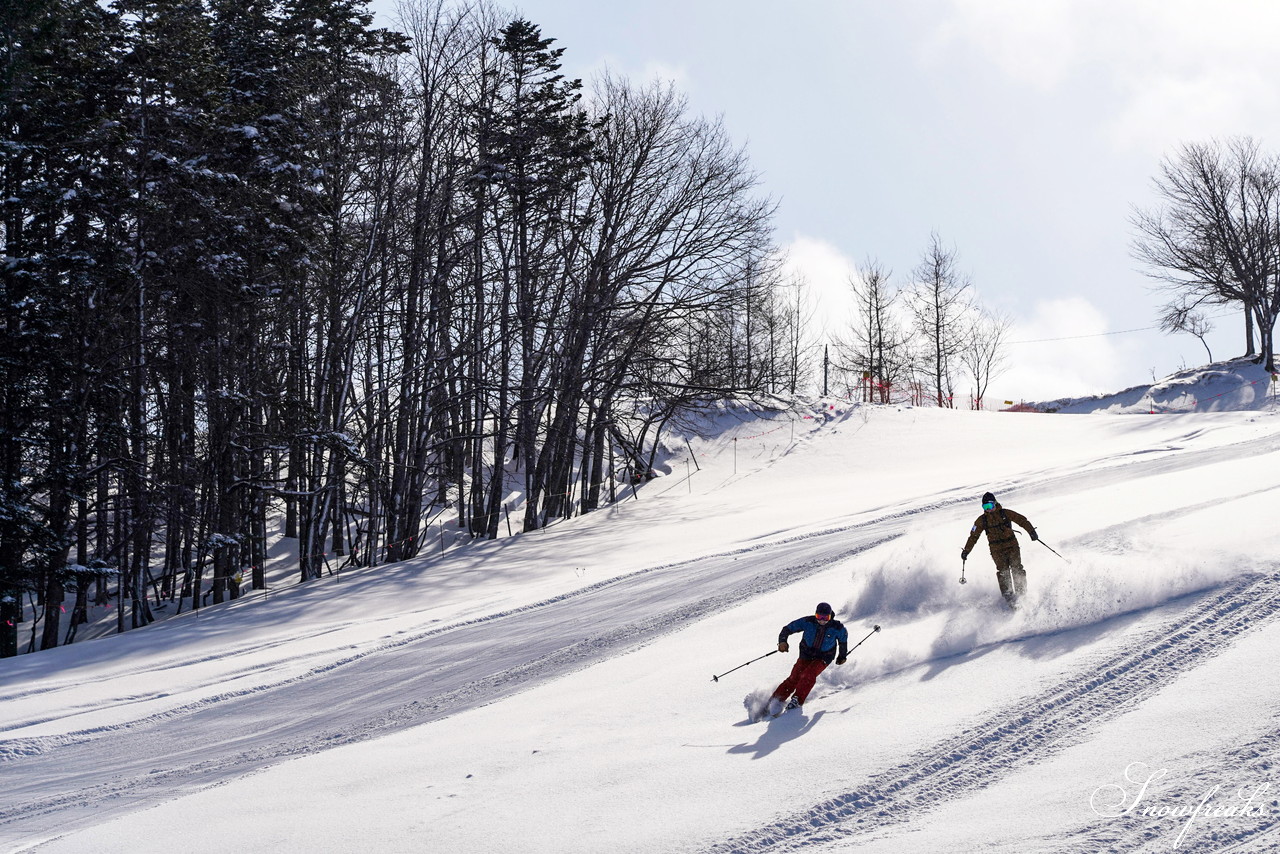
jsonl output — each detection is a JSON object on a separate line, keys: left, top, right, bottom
{"left": 727, "top": 710, "right": 826, "bottom": 760}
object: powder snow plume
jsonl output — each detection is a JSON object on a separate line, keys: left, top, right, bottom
{"left": 822, "top": 526, "right": 1248, "bottom": 691}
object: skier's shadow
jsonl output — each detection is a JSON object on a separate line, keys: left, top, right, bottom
{"left": 728, "top": 711, "right": 826, "bottom": 760}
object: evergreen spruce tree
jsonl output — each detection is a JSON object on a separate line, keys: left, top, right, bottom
{"left": 1, "top": 0, "right": 128, "bottom": 650}
{"left": 477, "top": 19, "right": 596, "bottom": 535}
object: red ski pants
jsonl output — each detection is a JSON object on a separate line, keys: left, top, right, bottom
{"left": 772, "top": 657, "right": 829, "bottom": 705}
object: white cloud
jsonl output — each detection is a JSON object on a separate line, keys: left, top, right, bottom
{"left": 925, "top": 0, "right": 1078, "bottom": 90}
{"left": 1097, "top": 0, "right": 1280, "bottom": 152}
{"left": 579, "top": 54, "right": 691, "bottom": 93}
{"left": 925, "top": 0, "right": 1280, "bottom": 155}
{"left": 998, "top": 297, "right": 1134, "bottom": 401}
{"left": 778, "top": 235, "right": 859, "bottom": 340}
{"left": 1107, "top": 68, "right": 1278, "bottom": 154}
{"left": 781, "top": 244, "right": 1142, "bottom": 401}
{"left": 636, "top": 60, "right": 690, "bottom": 89}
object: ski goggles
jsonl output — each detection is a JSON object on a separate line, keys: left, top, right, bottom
{"left": 982, "top": 501, "right": 996, "bottom": 511}
{"left": 814, "top": 613, "right": 831, "bottom": 622}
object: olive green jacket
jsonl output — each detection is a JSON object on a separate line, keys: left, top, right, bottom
{"left": 963, "top": 503, "right": 1036, "bottom": 558}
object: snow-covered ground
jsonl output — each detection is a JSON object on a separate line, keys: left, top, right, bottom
{"left": 4, "top": 371, "right": 1280, "bottom": 853}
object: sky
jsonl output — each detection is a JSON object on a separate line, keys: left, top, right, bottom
{"left": 7, "top": 386, "right": 1280, "bottom": 852}
{"left": 367, "top": 0, "right": 1280, "bottom": 401}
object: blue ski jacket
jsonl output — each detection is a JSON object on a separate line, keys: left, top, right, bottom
{"left": 779, "top": 616, "right": 848, "bottom": 664}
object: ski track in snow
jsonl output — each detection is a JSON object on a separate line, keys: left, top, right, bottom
{"left": 1, "top": 429, "right": 1277, "bottom": 850}
{"left": 0, "top": 526, "right": 904, "bottom": 850}
{"left": 701, "top": 569, "right": 1280, "bottom": 853}
{"left": 1051, "top": 727, "right": 1280, "bottom": 854}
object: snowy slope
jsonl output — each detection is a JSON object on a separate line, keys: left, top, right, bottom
{"left": 4, "top": 394, "right": 1280, "bottom": 853}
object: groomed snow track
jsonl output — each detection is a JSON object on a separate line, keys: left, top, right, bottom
{"left": 702, "top": 569, "right": 1280, "bottom": 852}
{"left": 0, "top": 523, "right": 904, "bottom": 851}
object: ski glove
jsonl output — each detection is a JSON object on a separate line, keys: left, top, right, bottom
{"left": 778, "top": 641, "right": 789, "bottom": 653}
{"left": 960, "top": 549, "right": 969, "bottom": 560}
{"left": 1030, "top": 531, "right": 1039, "bottom": 541}
{"left": 835, "top": 656, "right": 847, "bottom": 665}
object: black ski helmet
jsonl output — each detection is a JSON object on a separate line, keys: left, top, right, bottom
{"left": 816, "top": 602, "right": 834, "bottom": 617}
{"left": 981, "top": 491, "right": 996, "bottom": 506}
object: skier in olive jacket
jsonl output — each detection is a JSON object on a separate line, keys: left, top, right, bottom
{"left": 961, "top": 491, "right": 1038, "bottom": 607}
{"left": 769, "top": 602, "right": 848, "bottom": 714}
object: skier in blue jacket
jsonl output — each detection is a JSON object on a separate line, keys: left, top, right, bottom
{"left": 769, "top": 602, "right": 849, "bottom": 714}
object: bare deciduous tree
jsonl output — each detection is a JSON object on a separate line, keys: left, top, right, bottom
{"left": 1159, "top": 297, "right": 1215, "bottom": 363}
{"left": 908, "top": 233, "right": 971, "bottom": 407}
{"left": 960, "top": 308, "right": 1012, "bottom": 409}
{"left": 836, "top": 259, "right": 909, "bottom": 403}
{"left": 1132, "top": 136, "right": 1280, "bottom": 371}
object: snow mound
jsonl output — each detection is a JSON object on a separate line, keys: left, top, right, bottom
{"left": 1027, "top": 357, "right": 1277, "bottom": 414}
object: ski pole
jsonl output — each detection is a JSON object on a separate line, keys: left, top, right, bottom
{"left": 1037, "top": 538, "right": 1071, "bottom": 564}
{"left": 848, "top": 624, "right": 882, "bottom": 653}
{"left": 959, "top": 557, "right": 967, "bottom": 585}
{"left": 711, "top": 649, "right": 779, "bottom": 682}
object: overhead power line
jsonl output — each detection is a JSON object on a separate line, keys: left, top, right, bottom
{"left": 1009, "top": 309, "right": 1238, "bottom": 345}
{"left": 1008, "top": 325, "right": 1158, "bottom": 345}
